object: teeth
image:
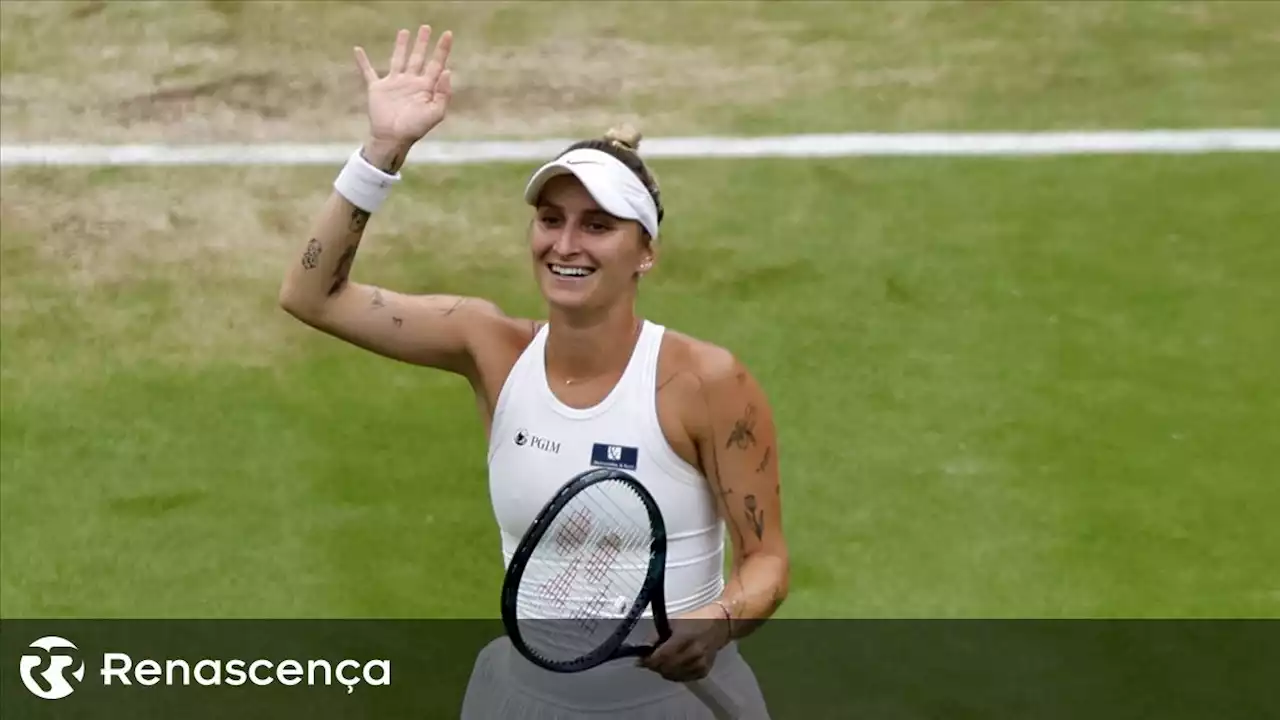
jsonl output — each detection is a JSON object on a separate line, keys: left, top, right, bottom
{"left": 551, "top": 264, "right": 594, "bottom": 277}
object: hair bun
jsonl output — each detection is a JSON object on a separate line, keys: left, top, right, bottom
{"left": 604, "top": 124, "right": 643, "bottom": 152}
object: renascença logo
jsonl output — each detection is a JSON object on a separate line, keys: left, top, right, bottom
{"left": 20, "top": 636, "right": 86, "bottom": 700}
{"left": 17, "top": 635, "right": 391, "bottom": 699}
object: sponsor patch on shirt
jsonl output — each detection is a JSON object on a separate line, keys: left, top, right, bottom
{"left": 590, "top": 443, "right": 639, "bottom": 471}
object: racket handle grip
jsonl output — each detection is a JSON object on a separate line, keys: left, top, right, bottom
{"left": 687, "top": 677, "right": 743, "bottom": 720}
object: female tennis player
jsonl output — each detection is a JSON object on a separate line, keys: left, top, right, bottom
{"left": 279, "top": 26, "right": 790, "bottom": 718}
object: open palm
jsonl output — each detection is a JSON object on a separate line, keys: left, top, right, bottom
{"left": 355, "top": 26, "right": 454, "bottom": 146}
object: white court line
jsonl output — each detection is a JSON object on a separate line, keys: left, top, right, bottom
{"left": 2, "top": 130, "right": 1279, "bottom": 167}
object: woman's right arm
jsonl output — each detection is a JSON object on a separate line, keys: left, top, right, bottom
{"left": 278, "top": 138, "right": 505, "bottom": 378}
{"left": 278, "top": 25, "right": 507, "bottom": 379}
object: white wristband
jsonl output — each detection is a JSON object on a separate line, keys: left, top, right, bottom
{"left": 333, "top": 148, "right": 402, "bottom": 213}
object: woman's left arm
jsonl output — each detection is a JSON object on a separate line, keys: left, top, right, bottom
{"left": 641, "top": 348, "right": 789, "bottom": 681}
{"left": 693, "top": 350, "right": 789, "bottom": 637}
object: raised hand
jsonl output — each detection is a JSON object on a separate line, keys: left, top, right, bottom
{"left": 354, "top": 26, "right": 454, "bottom": 148}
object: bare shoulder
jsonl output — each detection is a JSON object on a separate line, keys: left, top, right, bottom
{"left": 659, "top": 329, "right": 753, "bottom": 390}
{"left": 656, "top": 329, "right": 769, "bottom": 431}
{"left": 658, "top": 328, "right": 782, "bottom": 563}
{"left": 466, "top": 309, "right": 543, "bottom": 418}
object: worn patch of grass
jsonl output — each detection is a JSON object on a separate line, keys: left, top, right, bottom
{"left": 0, "top": 162, "right": 539, "bottom": 375}
{"left": 1, "top": 1, "right": 1276, "bottom": 144}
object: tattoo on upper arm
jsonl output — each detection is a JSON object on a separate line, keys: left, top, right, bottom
{"left": 756, "top": 446, "right": 771, "bottom": 473}
{"left": 327, "top": 244, "right": 359, "bottom": 296}
{"left": 698, "top": 372, "right": 766, "bottom": 551}
{"left": 301, "top": 238, "right": 322, "bottom": 270}
{"left": 349, "top": 208, "right": 370, "bottom": 233}
{"left": 726, "top": 404, "right": 758, "bottom": 450}
{"left": 708, "top": 440, "right": 753, "bottom": 552}
{"left": 744, "top": 495, "right": 765, "bottom": 540}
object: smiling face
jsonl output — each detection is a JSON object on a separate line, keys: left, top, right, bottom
{"left": 530, "top": 175, "right": 654, "bottom": 315}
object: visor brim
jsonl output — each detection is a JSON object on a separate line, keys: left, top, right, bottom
{"left": 523, "top": 160, "right": 640, "bottom": 225}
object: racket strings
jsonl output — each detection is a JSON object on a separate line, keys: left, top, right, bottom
{"left": 514, "top": 480, "right": 657, "bottom": 663}
{"left": 519, "top": 483, "right": 651, "bottom": 613}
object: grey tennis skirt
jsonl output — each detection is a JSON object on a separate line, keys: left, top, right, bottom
{"left": 459, "top": 635, "right": 773, "bottom": 719}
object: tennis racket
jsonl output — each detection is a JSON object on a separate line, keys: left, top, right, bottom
{"left": 500, "top": 467, "right": 743, "bottom": 719}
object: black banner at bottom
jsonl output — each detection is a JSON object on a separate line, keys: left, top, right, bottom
{"left": 1, "top": 620, "right": 1275, "bottom": 719}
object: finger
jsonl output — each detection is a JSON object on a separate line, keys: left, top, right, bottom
{"left": 661, "top": 656, "right": 710, "bottom": 683}
{"left": 431, "top": 69, "right": 452, "bottom": 104}
{"left": 663, "top": 652, "right": 710, "bottom": 682}
{"left": 638, "top": 641, "right": 670, "bottom": 669}
{"left": 388, "top": 28, "right": 410, "bottom": 74}
{"left": 353, "top": 46, "right": 378, "bottom": 85}
{"left": 422, "top": 29, "right": 453, "bottom": 85}
{"left": 406, "top": 24, "right": 432, "bottom": 75}
{"left": 640, "top": 636, "right": 687, "bottom": 670}
{"left": 682, "top": 655, "right": 712, "bottom": 680}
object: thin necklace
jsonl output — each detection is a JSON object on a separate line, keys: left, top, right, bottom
{"left": 559, "top": 318, "right": 643, "bottom": 385}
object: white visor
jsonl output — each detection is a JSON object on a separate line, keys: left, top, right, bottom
{"left": 523, "top": 148, "right": 660, "bottom": 240}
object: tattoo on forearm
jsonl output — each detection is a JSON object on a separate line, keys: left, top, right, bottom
{"left": 301, "top": 238, "right": 322, "bottom": 270}
{"left": 726, "top": 404, "right": 758, "bottom": 450}
{"left": 328, "top": 244, "right": 359, "bottom": 296}
{"left": 744, "top": 495, "right": 765, "bottom": 540}
{"left": 756, "top": 446, "right": 771, "bottom": 473}
{"left": 349, "top": 208, "right": 370, "bottom": 233}
{"left": 392, "top": 316, "right": 403, "bottom": 328}
{"left": 371, "top": 288, "right": 386, "bottom": 309}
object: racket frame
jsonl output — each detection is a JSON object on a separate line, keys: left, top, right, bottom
{"left": 500, "top": 467, "right": 671, "bottom": 673}
{"left": 500, "top": 467, "right": 744, "bottom": 719}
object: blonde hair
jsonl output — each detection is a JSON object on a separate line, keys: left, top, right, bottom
{"left": 604, "top": 124, "right": 644, "bottom": 153}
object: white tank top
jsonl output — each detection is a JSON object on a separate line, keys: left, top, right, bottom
{"left": 487, "top": 320, "right": 725, "bottom": 617}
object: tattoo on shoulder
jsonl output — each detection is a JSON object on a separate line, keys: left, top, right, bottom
{"left": 349, "top": 208, "right": 370, "bottom": 233}
{"left": 726, "top": 404, "right": 758, "bottom": 450}
{"left": 744, "top": 494, "right": 765, "bottom": 540}
{"left": 301, "top": 238, "right": 322, "bottom": 270}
